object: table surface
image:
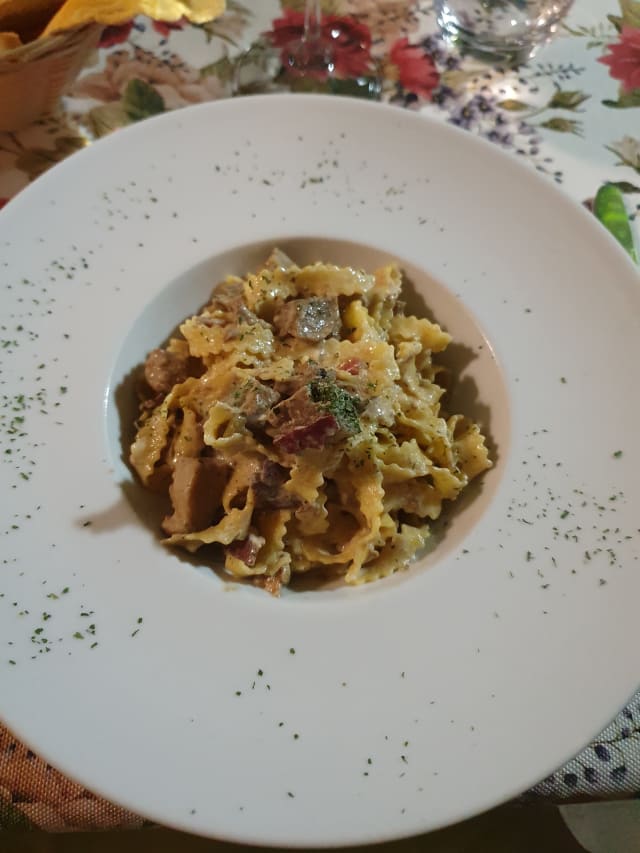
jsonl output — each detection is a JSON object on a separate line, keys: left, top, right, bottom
{"left": 1, "top": 0, "right": 639, "bottom": 835}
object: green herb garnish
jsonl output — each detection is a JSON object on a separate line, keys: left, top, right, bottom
{"left": 309, "top": 379, "right": 361, "bottom": 434}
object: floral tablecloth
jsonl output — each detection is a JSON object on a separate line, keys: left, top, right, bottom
{"left": 1, "top": 0, "right": 639, "bottom": 834}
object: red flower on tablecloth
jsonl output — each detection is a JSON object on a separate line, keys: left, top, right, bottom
{"left": 99, "top": 17, "right": 185, "bottom": 48}
{"left": 99, "top": 21, "right": 134, "bottom": 48}
{"left": 387, "top": 37, "right": 440, "bottom": 100}
{"left": 598, "top": 26, "right": 640, "bottom": 93}
{"left": 152, "top": 17, "right": 187, "bottom": 37}
{"left": 0, "top": 198, "right": 8, "bottom": 210}
{"left": 266, "top": 9, "right": 373, "bottom": 79}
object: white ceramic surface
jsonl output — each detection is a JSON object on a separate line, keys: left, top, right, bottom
{"left": 0, "top": 95, "right": 639, "bottom": 847}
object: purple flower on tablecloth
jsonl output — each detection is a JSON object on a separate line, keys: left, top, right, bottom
{"left": 487, "top": 129, "right": 514, "bottom": 145}
{"left": 449, "top": 92, "right": 497, "bottom": 129}
{"left": 528, "top": 701, "right": 640, "bottom": 801}
{"left": 598, "top": 26, "right": 640, "bottom": 93}
{"left": 583, "top": 766, "right": 597, "bottom": 783}
{"left": 408, "top": 43, "right": 566, "bottom": 179}
{"left": 445, "top": 91, "right": 543, "bottom": 158}
{"left": 420, "top": 34, "right": 456, "bottom": 67}
{"left": 611, "top": 766, "right": 628, "bottom": 781}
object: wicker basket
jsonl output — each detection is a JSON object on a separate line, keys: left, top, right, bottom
{"left": 0, "top": 23, "right": 102, "bottom": 131}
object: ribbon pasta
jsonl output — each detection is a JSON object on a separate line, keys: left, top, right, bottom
{"left": 129, "top": 251, "right": 492, "bottom": 593}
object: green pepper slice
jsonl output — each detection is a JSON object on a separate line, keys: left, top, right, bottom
{"left": 593, "top": 184, "right": 638, "bottom": 264}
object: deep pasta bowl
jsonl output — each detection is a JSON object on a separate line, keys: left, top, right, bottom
{"left": 0, "top": 94, "right": 639, "bottom": 847}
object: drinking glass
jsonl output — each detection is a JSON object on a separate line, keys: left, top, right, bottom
{"left": 434, "top": 0, "right": 574, "bottom": 64}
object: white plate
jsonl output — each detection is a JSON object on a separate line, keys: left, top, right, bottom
{"left": 1, "top": 95, "right": 639, "bottom": 847}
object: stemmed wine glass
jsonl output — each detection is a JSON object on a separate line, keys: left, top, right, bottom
{"left": 282, "top": 0, "right": 336, "bottom": 78}
{"left": 233, "top": 0, "right": 380, "bottom": 98}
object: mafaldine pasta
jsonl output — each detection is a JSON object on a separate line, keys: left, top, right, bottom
{"left": 130, "top": 250, "right": 491, "bottom": 594}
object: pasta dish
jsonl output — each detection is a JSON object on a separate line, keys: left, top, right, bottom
{"left": 129, "top": 250, "right": 491, "bottom": 594}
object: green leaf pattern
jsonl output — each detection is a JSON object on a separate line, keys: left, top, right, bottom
{"left": 618, "top": 0, "right": 640, "bottom": 26}
{"left": 0, "top": 800, "right": 34, "bottom": 831}
{"left": 547, "top": 89, "right": 590, "bottom": 109}
{"left": 602, "top": 90, "right": 640, "bottom": 108}
{"left": 122, "top": 79, "right": 166, "bottom": 121}
{"left": 606, "top": 137, "right": 640, "bottom": 173}
{"left": 540, "top": 116, "right": 584, "bottom": 134}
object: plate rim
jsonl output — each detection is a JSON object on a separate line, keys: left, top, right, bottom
{"left": 1, "top": 93, "right": 639, "bottom": 846}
